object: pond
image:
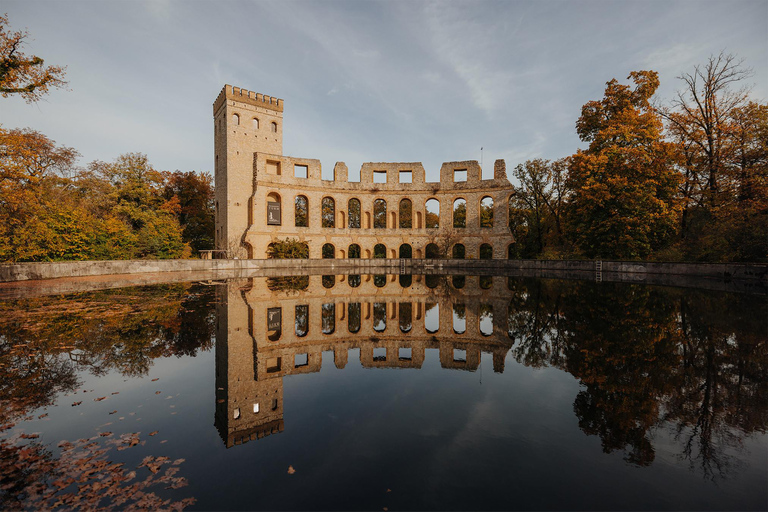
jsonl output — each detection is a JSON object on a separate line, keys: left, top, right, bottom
{"left": 0, "top": 274, "right": 766, "bottom": 510}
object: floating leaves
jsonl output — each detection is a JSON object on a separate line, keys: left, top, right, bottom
{"left": 287, "top": 465, "right": 296, "bottom": 475}
{"left": 0, "top": 432, "right": 196, "bottom": 510}
{"left": 71, "top": 402, "right": 82, "bottom": 407}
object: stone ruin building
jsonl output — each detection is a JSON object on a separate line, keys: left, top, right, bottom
{"left": 213, "top": 85, "right": 516, "bottom": 260}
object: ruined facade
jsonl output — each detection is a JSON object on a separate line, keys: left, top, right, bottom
{"left": 214, "top": 274, "right": 515, "bottom": 448}
{"left": 213, "top": 85, "right": 515, "bottom": 259}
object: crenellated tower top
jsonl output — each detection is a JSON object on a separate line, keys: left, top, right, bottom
{"left": 213, "top": 85, "right": 284, "bottom": 115}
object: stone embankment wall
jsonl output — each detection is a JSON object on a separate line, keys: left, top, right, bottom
{"left": 0, "top": 258, "right": 765, "bottom": 283}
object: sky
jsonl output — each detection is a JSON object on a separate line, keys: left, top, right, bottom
{"left": 3, "top": 0, "right": 767, "bottom": 182}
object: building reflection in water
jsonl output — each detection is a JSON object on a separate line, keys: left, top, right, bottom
{"left": 214, "top": 274, "right": 512, "bottom": 448}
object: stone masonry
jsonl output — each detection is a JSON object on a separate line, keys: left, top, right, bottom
{"left": 213, "top": 84, "right": 516, "bottom": 260}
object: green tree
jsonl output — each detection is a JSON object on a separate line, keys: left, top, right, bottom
{"left": 91, "top": 153, "right": 186, "bottom": 259}
{"left": 267, "top": 238, "right": 309, "bottom": 259}
{"left": 567, "top": 71, "right": 681, "bottom": 259}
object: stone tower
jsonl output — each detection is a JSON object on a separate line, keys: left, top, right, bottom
{"left": 213, "top": 85, "right": 283, "bottom": 258}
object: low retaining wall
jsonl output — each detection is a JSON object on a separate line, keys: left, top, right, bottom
{"left": 0, "top": 258, "right": 765, "bottom": 283}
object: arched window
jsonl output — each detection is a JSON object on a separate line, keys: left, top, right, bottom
{"left": 452, "top": 275, "right": 465, "bottom": 289}
{"left": 348, "top": 244, "right": 361, "bottom": 258}
{"left": 322, "top": 303, "right": 335, "bottom": 334}
{"left": 453, "top": 304, "right": 466, "bottom": 333}
{"left": 322, "top": 197, "right": 335, "bottom": 228}
{"left": 348, "top": 275, "right": 361, "bottom": 288}
{"left": 508, "top": 243, "right": 516, "bottom": 259}
{"left": 295, "top": 305, "right": 308, "bottom": 337}
{"left": 232, "top": 113, "right": 240, "bottom": 125}
{"left": 480, "top": 196, "right": 493, "bottom": 227}
{"left": 348, "top": 198, "right": 361, "bottom": 228}
{"left": 253, "top": 118, "right": 259, "bottom": 129}
{"left": 479, "top": 276, "right": 493, "bottom": 289}
{"left": 295, "top": 196, "right": 308, "bottom": 227}
{"left": 425, "top": 302, "right": 439, "bottom": 333}
{"left": 348, "top": 302, "right": 361, "bottom": 332}
{"left": 322, "top": 243, "right": 335, "bottom": 259}
{"left": 399, "top": 244, "right": 412, "bottom": 259}
{"left": 399, "top": 199, "right": 412, "bottom": 229}
{"left": 425, "top": 199, "right": 440, "bottom": 228}
{"left": 271, "top": 121, "right": 278, "bottom": 132}
{"left": 453, "top": 198, "right": 466, "bottom": 228}
{"left": 425, "top": 243, "right": 440, "bottom": 259}
{"left": 322, "top": 275, "right": 335, "bottom": 288}
{"left": 479, "top": 243, "right": 493, "bottom": 259}
{"left": 373, "top": 302, "right": 387, "bottom": 330}
{"left": 452, "top": 244, "right": 465, "bottom": 259}
{"left": 399, "top": 303, "right": 412, "bottom": 332}
{"left": 479, "top": 304, "right": 493, "bottom": 336}
{"left": 266, "top": 192, "right": 281, "bottom": 226}
{"left": 399, "top": 275, "right": 412, "bottom": 288}
{"left": 373, "top": 243, "right": 386, "bottom": 259}
{"left": 373, "top": 199, "right": 387, "bottom": 229}
{"left": 373, "top": 275, "right": 386, "bottom": 288}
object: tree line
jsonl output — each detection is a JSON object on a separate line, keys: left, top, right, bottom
{"left": 0, "top": 129, "right": 214, "bottom": 262}
{"left": 1, "top": 13, "right": 765, "bottom": 263}
{"left": 509, "top": 57, "right": 766, "bottom": 262}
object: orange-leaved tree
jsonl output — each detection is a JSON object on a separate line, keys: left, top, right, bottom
{"left": 0, "top": 13, "right": 67, "bottom": 102}
{"left": 567, "top": 71, "right": 681, "bottom": 260}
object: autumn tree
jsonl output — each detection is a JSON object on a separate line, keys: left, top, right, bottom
{"left": 90, "top": 153, "right": 187, "bottom": 259}
{"left": 163, "top": 171, "right": 215, "bottom": 252}
{"left": 662, "top": 53, "right": 766, "bottom": 261}
{"left": 508, "top": 158, "right": 570, "bottom": 258}
{"left": 0, "top": 14, "right": 67, "bottom": 102}
{"left": 267, "top": 238, "right": 309, "bottom": 259}
{"left": 664, "top": 53, "right": 753, "bottom": 210}
{"left": 567, "top": 71, "right": 681, "bottom": 259}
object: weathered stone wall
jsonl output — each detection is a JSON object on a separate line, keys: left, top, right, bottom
{"left": 214, "top": 83, "right": 517, "bottom": 260}
{"left": 1, "top": 259, "right": 765, "bottom": 285}
{"left": 249, "top": 154, "right": 514, "bottom": 260}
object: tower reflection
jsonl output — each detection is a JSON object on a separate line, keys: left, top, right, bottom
{"left": 214, "top": 274, "right": 512, "bottom": 447}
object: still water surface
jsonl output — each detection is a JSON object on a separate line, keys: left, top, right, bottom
{"left": 0, "top": 274, "right": 766, "bottom": 510}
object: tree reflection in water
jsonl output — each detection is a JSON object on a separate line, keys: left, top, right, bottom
{"left": 504, "top": 278, "right": 768, "bottom": 478}
{"left": 0, "top": 284, "right": 214, "bottom": 509}
{"left": 0, "top": 284, "right": 215, "bottom": 426}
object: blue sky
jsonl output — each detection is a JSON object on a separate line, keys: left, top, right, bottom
{"left": 3, "top": 0, "right": 766, "bottom": 182}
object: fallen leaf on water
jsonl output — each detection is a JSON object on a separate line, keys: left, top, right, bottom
{"left": 94, "top": 397, "right": 107, "bottom": 402}
{"left": 217, "top": 399, "right": 225, "bottom": 403}
{"left": 151, "top": 378, "right": 159, "bottom": 382}
{"left": 387, "top": 489, "right": 391, "bottom": 493}
{"left": 109, "top": 411, "right": 117, "bottom": 415}
{"left": 155, "top": 391, "right": 161, "bottom": 395}
{"left": 99, "top": 432, "right": 113, "bottom": 437}
{"left": 149, "top": 431, "right": 159, "bottom": 436}
{"left": 72, "top": 402, "right": 82, "bottom": 407}
{"left": 38, "top": 413, "right": 48, "bottom": 419}
{"left": 287, "top": 466, "right": 296, "bottom": 475}
{"left": 160, "top": 440, "right": 167, "bottom": 444}
{"left": 20, "top": 433, "right": 40, "bottom": 439}
{"left": 111, "top": 392, "right": 119, "bottom": 395}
